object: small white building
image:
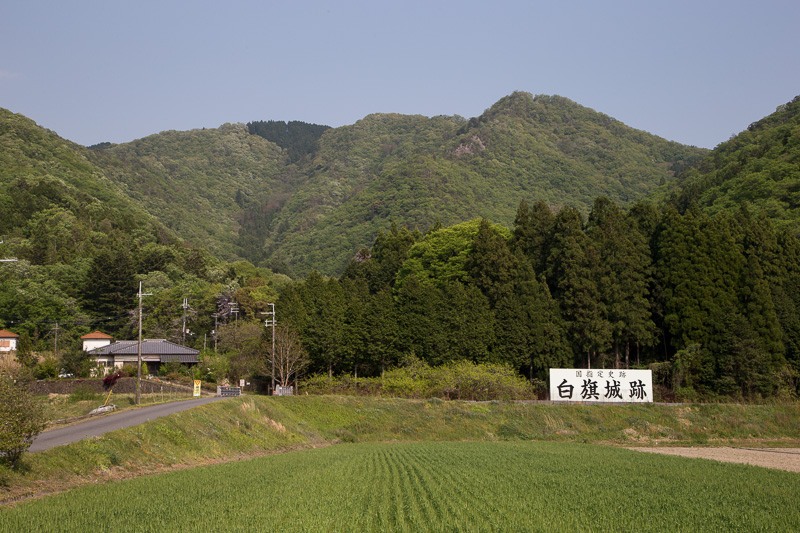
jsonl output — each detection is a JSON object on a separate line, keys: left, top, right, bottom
{"left": 0, "top": 329, "right": 19, "bottom": 352}
{"left": 81, "top": 331, "right": 114, "bottom": 352}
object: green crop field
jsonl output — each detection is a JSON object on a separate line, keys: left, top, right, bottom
{"left": 2, "top": 441, "right": 799, "bottom": 532}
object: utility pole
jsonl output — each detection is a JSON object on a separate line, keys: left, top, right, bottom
{"left": 53, "top": 322, "right": 60, "bottom": 360}
{"left": 263, "top": 303, "right": 276, "bottom": 394}
{"left": 230, "top": 303, "right": 239, "bottom": 327}
{"left": 211, "top": 313, "right": 219, "bottom": 351}
{"left": 136, "top": 281, "right": 153, "bottom": 405}
{"left": 181, "top": 297, "right": 189, "bottom": 345}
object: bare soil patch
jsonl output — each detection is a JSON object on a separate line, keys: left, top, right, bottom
{"left": 629, "top": 446, "right": 800, "bottom": 473}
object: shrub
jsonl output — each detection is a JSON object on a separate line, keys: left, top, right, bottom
{"left": 33, "top": 357, "right": 59, "bottom": 380}
{"left": 103, "top": 370, "right": 122, "bottom": 389}
{"left": 0, "top": 376, "right": 46, "bottom": 468}
{"left": 302, "top": 361, "right": 534, "bottom": 401}
{"left": 59, "top": 346, "right": 94, "bottom": 378}
{"left": 197, "top": 350, "right": 229, "bottom": 383}
{"left": 119, "top": 363, "right": 146, "bottom": 378}
{"left": 158, "top": 360, "right": 186, "bottom": 377}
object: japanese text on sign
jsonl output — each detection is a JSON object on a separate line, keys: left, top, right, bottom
{"left": 549, "top": 368, "right": 653, "bottom": 403}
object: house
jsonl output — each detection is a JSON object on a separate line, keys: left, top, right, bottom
{"left": 81, "top": 331, "right": 114, "bottom": 352}
{"left": 0, "top": 329, "right": 19, "bottom": 352}
{"left": 88, "top": 338, "right": 200, "bottom": 375}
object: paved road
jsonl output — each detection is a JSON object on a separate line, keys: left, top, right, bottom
{"left": 30, "top": 396, "right": 229, "bottom": 452}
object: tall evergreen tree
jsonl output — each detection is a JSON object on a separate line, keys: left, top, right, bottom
{"left": 511, "top": 199, "right": 555, "bottom": 275}
{"left": 346, "top": 223, "right": 420, "bottom": 294}
{"left": 395, "top": 276, "right": 447, "bottom": 365}
{"left": 775, "top": 231, "right": 800, "bottom": 373}
{"left": 439, "top": 281, "right": 495, "bottom": 364}
{"left": 340, "top": 278, "right": 370, "bottom": 381}
{"left": 494, "top": 260, "right": 571, "bottom": 379}
{"left": 546, "top": 206, "right": 609, "bottom": 367}
{"left": 466, "top": 218, "right": 518, "bottom": 308}
{"left": 298, "top": 272, "right": 347, "bottom": 378}
{"left": 361, "top": 289, "right": 401, "bottom": 376}
{"left": 83, "top": 238, "right": 137, "bottom": 333}
{"left": 586, "top": 198, "right": 655, "bottom": 368}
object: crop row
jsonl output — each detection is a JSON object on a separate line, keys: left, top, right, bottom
{"left": 2, "top": 441, "right": 800, "bottom": 531}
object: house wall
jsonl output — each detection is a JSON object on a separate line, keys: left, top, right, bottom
{"left": 90, "top": 355, "right": 160, "bottom": 373}
{"left": 0, "top": 338, "right": 17, "bottom": 352}
{"left": 83, "top": 338, "right": 112, "bottom": 352}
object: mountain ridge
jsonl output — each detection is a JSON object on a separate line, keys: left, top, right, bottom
{"left": 4, "top": 92, "right": 710, "bottom": 275}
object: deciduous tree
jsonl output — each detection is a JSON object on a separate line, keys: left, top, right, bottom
{"left": 0, "top": 376, "right": 45, "bottom": 468}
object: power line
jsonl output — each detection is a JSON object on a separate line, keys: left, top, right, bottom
{"left": 0, "top": 313, "right": 130, "bottom": 328}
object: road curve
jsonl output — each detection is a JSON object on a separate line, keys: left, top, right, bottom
{"left": 30, "top": 396, "right": 229, "bottom": 453}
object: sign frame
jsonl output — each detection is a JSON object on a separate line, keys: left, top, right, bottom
{"left": 549, "top": 368, "right": 653, "bottom": 403}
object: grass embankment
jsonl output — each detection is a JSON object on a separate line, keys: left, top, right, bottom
{"left": 2, "top": 396, "right": 799, "bottom": 504}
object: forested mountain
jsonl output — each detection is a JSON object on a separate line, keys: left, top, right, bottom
{"left": 0, "top": 109, "right": 173, "bottom": 262}
{"left": 657, "top": 95, "right": 800, "bottom": 225}
{"left": 254, "top": 93, "right": 706, "bottom": 274}
{"left": 79, "top": 92, "right": 705, "bottom": 275}
{"left": 88, "top": 124, "right": 291, "bottom": 262}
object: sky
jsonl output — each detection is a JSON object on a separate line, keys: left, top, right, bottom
{"left": 1, "top": 0, "right": 798, "bottom": 149}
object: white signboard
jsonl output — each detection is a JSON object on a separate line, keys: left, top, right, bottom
{"left": 549, "top": 368, "right": 652, "bottom": 403}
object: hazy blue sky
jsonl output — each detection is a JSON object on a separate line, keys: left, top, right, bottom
{"left": 2, "top": 0, "right": 798, "bottom": 148}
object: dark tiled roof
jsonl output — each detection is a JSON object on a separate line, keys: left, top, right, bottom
{"left": 161, "top": 354, "right": 200, "bottom": 363}
{"left": 89, "top": 339, "right": 199, "bottom": 357}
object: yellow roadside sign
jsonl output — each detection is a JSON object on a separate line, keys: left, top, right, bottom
{"left": 193, "top": 380, "right": 201, "bottom": 397}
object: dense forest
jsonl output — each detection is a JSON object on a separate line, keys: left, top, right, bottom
{"left": 661, "top": 95, "right": 800, "bottom": 227}
{"left": 1, "top": 93, "right": 798, "bottom": 400}
{"left": 249, "top": 94, "right": 706, "bottom": 275}
{"left": 86, "top": 123, "right": 291, "bottom": 263}
{"left": 273, "top": 199, "right": 800, "bottom": 400}
{"left": 246, "top": 120, "right": 330, "bottom": 163}
{"left": 77, "top": 92, "right": 706, "bottom": 275}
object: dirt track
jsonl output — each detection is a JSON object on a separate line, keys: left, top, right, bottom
{"left": 629, "top": 447, "right": 800, "bottom": 473}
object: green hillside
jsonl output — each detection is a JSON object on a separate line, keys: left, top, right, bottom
{"left": 658, "top": 95, "right": 800, "bottom": 226}
{"left": 0, "top": 108, "right": 173, "bottom": 263}
{"left": 75, "top": 93, "right": 704, "bottom": 275}
{"left": 0, "top": 109, "right": 242, "bottom": 348}
{"left": 256, "top": 93, "right": 706, "bottom": 274}
{"left": 89, "top": 123, "right": 291, "bottom": 261}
